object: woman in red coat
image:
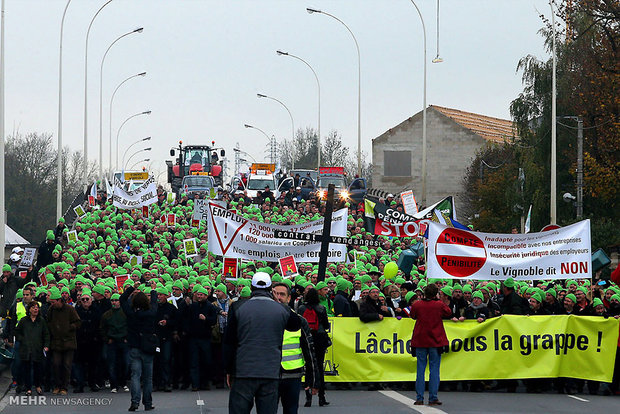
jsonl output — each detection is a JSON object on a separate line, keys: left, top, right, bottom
{"left": 410, "top": 284, "right": 452, "bottom": 406}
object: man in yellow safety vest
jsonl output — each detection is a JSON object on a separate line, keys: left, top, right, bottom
{"left": 272, "top": 282, "right": 319, "bottom": 414}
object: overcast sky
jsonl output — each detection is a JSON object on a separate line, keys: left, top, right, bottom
{"left": 3, "top": 0, "right": 552, "bottom": 181}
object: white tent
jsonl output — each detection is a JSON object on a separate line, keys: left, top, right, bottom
{"left": 4, "top": 224, "right": 29, "bottom": 246}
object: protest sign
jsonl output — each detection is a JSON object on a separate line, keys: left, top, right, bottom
{"left": 129, "top": 255, "right": 142, "bottom": 267}
{"left": 73, "top": 205, "right": 86, "bottom": 220}
{"left": 191, "top": 219, "right": 200, "bottom": 228}
{"left": 19, "top": 247, "right": 37, "bottom": 268}
{"left": 279, "top": 255, "right": 298, "bottom": 277}
{"left": 183, "top": 238, "right": 198, "bottom": 257}
{"left": 167, "top": 214, "right": 176, "bottom": 228}
{"left": 223, "top": 257, "right": 238, "bottom": 278}
{"left": 115, "top": 275, "right": 129, "bottom": 293}
{"left": 400, "top": 190, "right": 418, "bottom": 215}
{"left": 207, "top": 201, "right": 347, "bottom": 262}
{"left": 88, "top": 195, "right": 95, "bottom": 207}
{"left": 66, "top": 230, "right": 78, "bottom": 244}
{"left": 39, "top": 273, "right": 48, "bottom": 287}
{"left": 167, "top": 192, "right": 176, "bottom": 205}
{"left": 427, "top": 220, "right": 592, "bottom": 280}
{"left": 19, "top": 271, "right": 27, "bottom": 279}
{"left": 323, "top": 315, "right": 618, "bottom": 383}
{"left": 142, "top": 205, "right": 149, "bottom": 218}
{"left": 193, "top": 199, "right": 208, "bottom": 221}
{"left": 112, "top": 177, "right": 158, "bottom": 210}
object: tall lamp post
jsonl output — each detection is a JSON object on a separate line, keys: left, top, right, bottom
{"left": 121, "top": 136, "right": 151, "bottom": 171}
{"left": 1, "top": 0, "right": 6, "bottom": 265}
{"left": 115, "top": 111, "right": 151, "bottom": 170}
{"left": 56, "top": 0, "right": 72, "bottom": 221}
{"left": 129, "top": 159, "right": 150, "bottom": 170}
{"left": 257, "top": 93, "right": 295, "bottom": 169}
{"left": 550, "top": 0, "right": 557, "bottom": 224}
{"left": 276, "top": 50, "right": 321, "bottom": 169}
{"left": 83, "top": 0, "right": 114, "bottom": 188}
{"left": 307, "top": 7, "right": 361, "bottom": 176}
{"left": 108, "top": 72, "right": 146, "bottom": 175}
{"left": 244, "top": 124, "right": 276, "bottom": 163}
{"left": 124, "top": 148, "right": 151, "bottom": 171}
{"left": 98, "top": 27, "right": 143, "bottom": 179}
{"left": 408, "top": 0, "right": 442, "bottom": 207}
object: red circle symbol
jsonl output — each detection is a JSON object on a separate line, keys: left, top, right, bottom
{"left": 435, "top": 228, "right": 487, "bottom": 278}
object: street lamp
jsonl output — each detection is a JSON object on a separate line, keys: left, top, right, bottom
{"left": 122, "top": 136, "right": 151, "bottom": 172}
{"left": 408, "top": 0, "right": 430, "bottom": 206}
{"left": 233, "top": 147, "right": 257, "bottom": 163}
{"left": 129, "top": 159, "right": 150, "bottom": 170}
{"left": 432, "top": 0, "right": 443, "bottom": 63}
{"left": 56, "top": 0, "right": 72, "bottom": 221}
{"left": 0, "top": 0, "right": 6, "bottom": 264}
{"left": 244, "top": 123, "right": 276, "bottom": 163}
{"left": 115, "top": 111, "right": 151, "bottom": 170}
{"left": 550, "top": 0, "right": 557, "bottom": 224}
{"left": 276, "top": 49, "right": 321, "bottom": 169}
{"left": 124, "top": 148, "right": 151, "bottom": 170}
{"left": 256, "top": 93, "right": 295, "bottom": 169}
{"left": 99, "top": 27, "right": 143, "bottom": 179}
{"left": 306, "top": 7, "right": 361, "bottom": 176}
{"left": 83, "top": 0, "right": 114, "bottom": 188}
{"left": 108, "top": 72, "right": 146, "bottom": 175}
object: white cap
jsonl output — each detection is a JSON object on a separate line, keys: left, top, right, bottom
{"left": 12, "top": 247, "right": 23, "bottom": 254}
{"left": 387, "top": 193, "right": 394, "bottom": 198}
{"left": 296, "top": 186, "right": 301, "bottom": 190}
{"left": 10, "top": 253, "right": 21, "bottom": 262}
{"left": 251, "top": 272, "right": 272, "bottom": 288}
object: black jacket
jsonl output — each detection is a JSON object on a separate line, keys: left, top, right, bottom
{"left": 358, "top": 296, "right": 392, "bottom": 322}
{"left": 184, "top": 300, "right": 217, "bottom": 339}
{"left": 333, "top": 292, "right": 352, "bottom": 317}
{"left": 224, "top": 290, "right": 301, "bottom": 379}
{"left": 120, "top": 287, "right": 158, "bottom": 349}
{"left": 155, "top": 301, "right": 178, "bottom": 341}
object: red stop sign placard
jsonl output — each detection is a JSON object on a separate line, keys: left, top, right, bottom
{"left": 435, "top": 227, "right": 487, "bottom": 277}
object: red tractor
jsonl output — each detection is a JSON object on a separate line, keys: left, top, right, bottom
{"left": 166, "top": 141, "right": 225, "bottom": 195}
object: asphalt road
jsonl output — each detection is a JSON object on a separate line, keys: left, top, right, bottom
{"left": 1, "top": 385, "right": 618, "bottom": 414}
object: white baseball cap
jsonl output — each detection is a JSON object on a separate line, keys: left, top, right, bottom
{"left": 12, "top": 247, "right": 23, "bottom": 254}
{"left": 10, "top": 253, "right": 21, "bottom": 262}
{"left": 251, "top": 272, "right": 272, "bottom": 288}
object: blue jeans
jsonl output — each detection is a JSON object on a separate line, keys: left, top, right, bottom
{"left": 11, "top": 341, "right": 21, "bottom": 384}
{"left": 415, "top": 347, "right": 441, "bottom": 402}
{"left": 129, "top": 347, "right": 154, "bottom": 407}
{"left": 229, "top": 377, "right": 279, "bottom": 414}
{"left": 189, "top": 338, "right": 211, "bottom": 389}
{"left": 106, "top": 340, "right": 129, "bottom": 389}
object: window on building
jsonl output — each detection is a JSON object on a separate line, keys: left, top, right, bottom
{"left": 384, "top": 151, "right": 411, "bottom": 177}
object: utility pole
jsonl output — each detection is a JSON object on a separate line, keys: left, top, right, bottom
{"left": 576, "top": 117, "right": 583, "bottom": 219}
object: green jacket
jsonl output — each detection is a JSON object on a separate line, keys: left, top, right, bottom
{"left": 100, "top": 307, "right": 128, "bottom": 341}
{"left": 319, "top": 296, "right": 334, "bottom": 317}
{"left": 15, "top": 316, "right": 50, "bottom": 362}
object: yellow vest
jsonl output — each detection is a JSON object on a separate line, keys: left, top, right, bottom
{"left": 281, "top": 329, "right": 304, "bottom": 370}
{"left": 15, "top": 302, "right": 27, "bottom": 326}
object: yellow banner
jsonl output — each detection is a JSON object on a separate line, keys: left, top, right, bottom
{"left": 323, "top": 315, "right": 618, "bottom": 382}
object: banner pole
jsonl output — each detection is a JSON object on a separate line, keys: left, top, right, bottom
{"left": 317, "top": 184, "right": 335, "bottom": 283}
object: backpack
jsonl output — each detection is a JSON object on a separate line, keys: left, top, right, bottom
{"left": 302, "top": 307, "right": 319, "bottom": 331}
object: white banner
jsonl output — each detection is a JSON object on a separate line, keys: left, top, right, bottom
{"left": 113, "top": 177, "right": 158, "bottom": 210}
{"left": 427, "top": 220, "right": 592, "bottom": 280}
{"left": 207, "top": 201, "right": 348, "bottom": 262}
{"left": 400, "top": 190, "right": 418, "bottom": 215}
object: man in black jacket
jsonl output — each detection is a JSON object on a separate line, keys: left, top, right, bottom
{"left": 333, "top": 279, "right": 352, "bottom": 317}
{"left": 185, "top": 286, "right": 217, "bottom": 391}
{"left": 36, "top": 230, "right": 58, "bottom": 270}
{"left": 154, "top": 287, "right": 177, "bottom": 392}
{"left": 224, "top": 272, "right": 301, "bottom": 414}
{"left": 359, "top": 286, "right": 392, "bottom": 322}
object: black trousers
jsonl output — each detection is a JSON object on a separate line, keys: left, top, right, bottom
{"left": 229, "top": 377, "right": 279, "bottom": 414}
{"left": 279, "top": 377, "right": 302, "bottom": 414}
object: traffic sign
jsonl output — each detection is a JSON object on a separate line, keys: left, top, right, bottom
{"left": 434, "top": 227, "right": 487, "bottom": 278}
{"left": 124, "top": 171, "right": 149, "bottom": 181}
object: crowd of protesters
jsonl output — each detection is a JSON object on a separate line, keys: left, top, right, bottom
{"left": 1, "top": 182, "right": 619, "bottom": 411}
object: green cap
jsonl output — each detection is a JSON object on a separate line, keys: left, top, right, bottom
{"left": 530, "top": 292, "right": 543, "bottom": 303}
{"left": 2, "top": 264, "right": 10, "bottom": 272}
{"left": 47, "top": 230, "right": 55, "bottom": 241}
{"left": 48, "top": 287, "right": 62, "bottom": 300}
{"left": 472, "top": 291, "right": 484, "bottom": 300}
{"left": 405, "top": 291, "right": 415, "bottom": 304}
{"left": 592, "top": 298, "right": 603, "bottom": 307}
{"left": 240, "top": 286, "right": 251, "bottom": 298}
{"left": 111, "top": 293, "right": 121, "bottom": 300}
{"left": 565, "top": 293, "right": 577, "bottom": 304}
{"left": 315, "top": 281, "right": 327, "bottom": 290}
{"left": 503, "top": 277, "right": 515, "bottom": 288}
